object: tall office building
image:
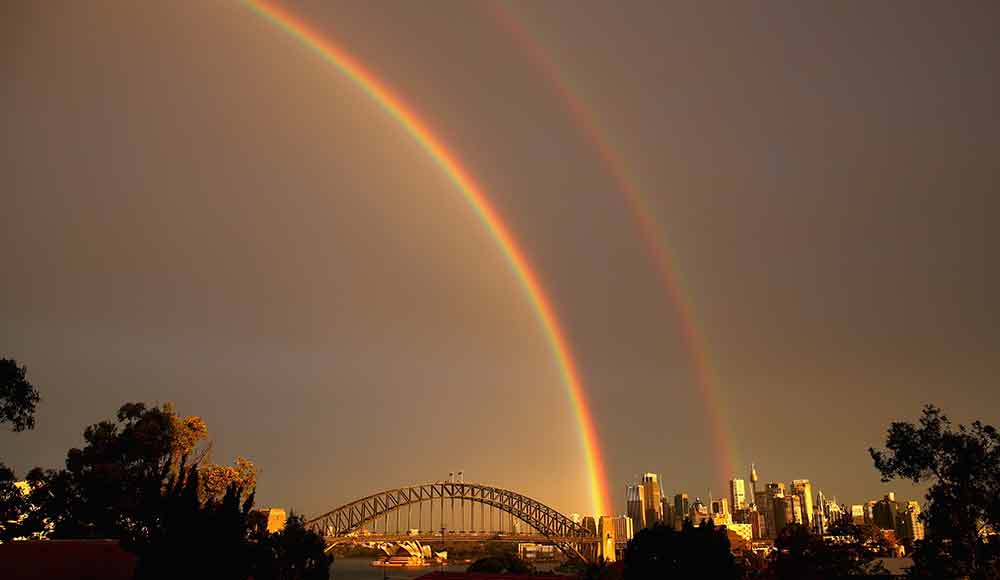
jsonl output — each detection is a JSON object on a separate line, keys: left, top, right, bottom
{"left": 641, "top": 473, "right": 663, "bottom": 525}
{"left": 674, "top": 493, "right": 689, "bottom": 526}
{"left": 730, "top": 478, "right": 747, "bottom": 511}
{"left": 863, "top": 501, "right": 877, "bottom": 525}
{"left": 851, "top": 504, "right": 866, "bottom": 525}
{"left": 814, "top": 490, "right": 827, "bottom": 534}
{"left": 750, "top": 463, "right": 760, "bottom": 497}
{"left": 626, "top": 483, "right": 647, "bottom": 530}
{"left": 789, "top": 495, "right": 804, "bottom": 525}
{"left": 773, "top": 496, "right": 793, "bottom": 533}
{"left": 899, "top": 501, "right": 924, "bottom": 542}
{"left": 661, "top": 497, "right": 674, "bottom": 528}
{"left": 873, "top": 493, "right": 900, "bottom": 531}
{"left": 711, "top": 498, "right": 730, "bottom": 521}
{"left": 791, "top": 480, "right": 814, "bottom": 527}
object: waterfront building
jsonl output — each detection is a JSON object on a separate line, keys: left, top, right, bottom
{"left": 599, "top": 515, "right": 634, "bottom": 561}
{"left": 256, "top": 508, "right": 287, "bottom": 533}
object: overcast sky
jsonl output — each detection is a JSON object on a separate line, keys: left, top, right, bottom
{"left": 2, "top": 0, "right": 996, "bottom": 517}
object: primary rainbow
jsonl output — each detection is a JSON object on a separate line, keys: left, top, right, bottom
{"left": 242, "top": 0, "right": 612, "bottom": 517}
{"left": 491, "top": 4, "right": 738, "bottom": 489}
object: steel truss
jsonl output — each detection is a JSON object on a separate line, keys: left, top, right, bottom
{"left": 303, "top": 482, "right": 598, "bottom": 561}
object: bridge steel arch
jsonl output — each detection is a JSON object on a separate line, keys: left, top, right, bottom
{"left": 304, "top": 482, "right": 598, "bottom": 561}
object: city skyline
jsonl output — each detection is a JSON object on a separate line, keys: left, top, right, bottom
{"left": 3, "top": 0, "right": 996, "bottom": 520}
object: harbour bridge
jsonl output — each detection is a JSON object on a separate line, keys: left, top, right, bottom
{"left": 303, "top": 481, "right": 601, "bottom": 562}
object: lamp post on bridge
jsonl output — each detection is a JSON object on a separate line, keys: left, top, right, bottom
{"left": 439, "top": 524, "right": 446, "bottom": 573}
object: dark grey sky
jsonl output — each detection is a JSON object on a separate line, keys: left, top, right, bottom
{"left": 2, "top": 0, "right": 996, "bottom": 517}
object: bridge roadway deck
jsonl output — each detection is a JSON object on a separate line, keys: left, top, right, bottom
{"left": 328, "top": 532, "right": 598, "bottom": 545}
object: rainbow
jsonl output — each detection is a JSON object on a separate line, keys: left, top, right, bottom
{"left": 241, "top": 0, "right": 612, "bottom": 517}
{"left": 491, "top": 4, "right": 738, "bottom": 489}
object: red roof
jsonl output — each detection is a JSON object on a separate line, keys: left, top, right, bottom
{"left": 416, "top": 573, "right": 555, "bottom": 580}
{"left": 0, "top": 540, "right": 136, "bottom": 580}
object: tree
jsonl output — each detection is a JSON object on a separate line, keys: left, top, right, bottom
{"left": 623, "top": 520, "right": 739, "bottom": 579}
{"left": 467, "top": 553, "right": 535, "bottom": 574}
{"left": 250, "top": 513, "right": 332, "bottom": 580}
{"left": 768, "top": 523, "right": 886, "bottom": 579}
{"left": 126, "top": 462, "right": 256, "bottom": 580}
{"left": 869, "top": 404, "right": 1000, "bottom": 579}
{"left": 201, "top": 456, "right": 257, "bottom": 501}
{"left": 35, "top": 402, "right": 208, "bottom": 537}
{"left": 0, "top": 463, "right": 28, "bottom": 540}
{"left": 0, "top": 358, "right": 40, "bottom": 431}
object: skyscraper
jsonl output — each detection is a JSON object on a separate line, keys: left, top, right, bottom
{"left": 674, "top": 493, "right": 689, "bottom": 526}
{"left": 641, "top": 473, "right": 663, "bottom": 525}
{"left": 900, "top": 501, "right": 924, "bottom": 542}
{"left": 873, "top": 493, "right": 900, "bottom": 531}
{"left": 791, "top": 480, "right": 814, "bottom": 527}
{"left": 750, "top": 463, "right": 760, "bottom": 498}
{"left": 626, "top": 483, "right": 647, "bottom": 530}
{"left": 851, "top": 504, "right": 866, "bottom": 525}
{"left": 730, "top": 478, "right": 747, "bottom": 511}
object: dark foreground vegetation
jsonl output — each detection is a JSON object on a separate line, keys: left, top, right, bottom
{"left": 1, "top": 358, "right": 330, "bottom": 580}
{"left": 3, "top": 357, "right": 999, "bottom": 578}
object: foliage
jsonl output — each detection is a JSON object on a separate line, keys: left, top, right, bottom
{"left": 201, "top": 456, "right": 258, "bottom": 501}
{"left": 124, "top": 461, "right": 256, "bottom": 580}
{"left": 29, "top": 402, "right": 208, "bottom": 537}
{"left": 623, "top": 520, "right": 739, "bottom": 579}
{"left": 825, "top": 520, "right": 896, "bottom": 556}
{"left": 767, "top": 523, "right": 887, "bottom": 579}
{"left": 250, "top": 513, "right": 332, "bottom": 580}
{"left": 870, "top": 404, "right": 1000, "bottom": 579}
{"left": 467, "top": 553, "right": 535, "bottom": 574}
{"left": 0, "top": 358, "right": 40, "bottom": 431}
{"left": 0, "top": 463, "right": 29, "bottom": 540}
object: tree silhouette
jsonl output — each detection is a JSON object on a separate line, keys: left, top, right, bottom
{"left": 467, "top": 553, "right": 535, "bottom": 574}
{"left": 623, "top": 520, "right": 739, "bottom": 579}
{"left": 125, "top": 461, "right": 256, "bottom": 580}
{"left": 250, "top": 513, "right": 333, "bottom": 580}
{"left": 768, "top": 523, "right": 886, "bottom": 579}
{"left": 0, "top": 358, "right": 40, "bottom": 432}
{"left": 870, "top": 404, "right": 1000, "bottom": 578}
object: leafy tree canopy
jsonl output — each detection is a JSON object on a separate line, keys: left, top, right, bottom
{"left": 623, "top": 520, "right": 739, "bottom": 579}
{"left": 870, "top": 404, "right": 1000, "bottom": 579}
{"left": 0, "top": 358, "right": 41, "bottom": 431}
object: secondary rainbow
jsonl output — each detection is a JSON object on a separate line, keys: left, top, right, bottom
{"left": 491, "top": 4, "right": 738, "bottom": 488}
{"left": 242, "top": 0, "right": 611, "bottom": 517}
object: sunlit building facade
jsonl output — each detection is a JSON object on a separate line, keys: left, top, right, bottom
{"left": 730, "top": 478, "right": 747, "bottom": 511}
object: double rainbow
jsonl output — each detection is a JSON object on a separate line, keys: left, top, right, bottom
{"left": 243, "top": 0, "right": 612, "bottom": 517}
{"left": 491, "top": 4, "right": 737, "bottom": 487}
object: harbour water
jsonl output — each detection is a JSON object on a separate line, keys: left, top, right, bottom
{"left": 329, "top": 558, "right": 450, "bottom": 579}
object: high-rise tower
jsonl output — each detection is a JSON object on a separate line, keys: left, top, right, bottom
{"left": 791, "top": 480, "right": 814, "bottom": 527}
{"left": 730, "top": 478, "right": 747, "bottom": 511}
{"left": 641, "top": 473, "right": 663, "bottom": 525}
{"left": 626, "top": 483, "right": 647, "bottom": 529}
